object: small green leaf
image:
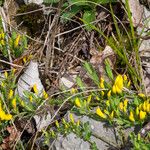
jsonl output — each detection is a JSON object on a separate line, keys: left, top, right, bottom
{"left": 76, "top": 76, "right": 85, "bottom": 91}
{"left": 105, "top": 59, "right": 113, "bottom": 80}
{"left": 83, "top": 61, "right": 99, "bottom": 86}
{"left": 83, "top": 10, "right": 96, "bottom": 31}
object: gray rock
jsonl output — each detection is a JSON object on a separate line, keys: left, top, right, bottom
{"left": 54, "top": 133, "right": 90, "bottom": 150}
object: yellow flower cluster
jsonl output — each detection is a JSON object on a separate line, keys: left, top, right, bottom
{"left": 128, "top": 100, "right": 149, "bottom": 122}
{"left": 0, "top": 31, "right": 5, "bottom": 46}
{"left": 0, "top": 103, "right": 12, "bottom": 121}
{"left": 74, "top": 95, "right": 92, "bottom": 108}
{"left": 119, "top": 99, "right": 128, "bottom": 113}
{"left": 14, "top": 35, "right": 21, "bottom": 48}
{"left": 100, "top": 77, "right": 105, "bottom": 89}
{"left": 112, "top": 74, "right": 124, "bottom": 94}
{"left": 96, "top": 107, "right": 114, "bottom": 119}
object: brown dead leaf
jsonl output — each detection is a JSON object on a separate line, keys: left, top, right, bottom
{"left": 0, "top": 126, "right": 20, "bottom": 150}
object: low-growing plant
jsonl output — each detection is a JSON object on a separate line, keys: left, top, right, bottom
{"left": 0, "top": 19, "right": 27, "bottom": 58}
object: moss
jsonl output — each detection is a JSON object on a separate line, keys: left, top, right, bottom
{"left": 16, "top": 3, "right": 45, "bottom": 36}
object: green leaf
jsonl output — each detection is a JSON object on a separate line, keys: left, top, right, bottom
{"left": 76, "top": 76, "right": 85, "bottom": 91}
{"left": 105, "top": 59, "right": 113, "bottom": 80}
{"left": 43, "top": 0, "right": 60, "bottom": 3}
{"left": 83, "top": 10, "right": 96, "bottom": 31}
{"left": 61, "top": 5, "right": 82, "bottom": 23}
{"left": 83, "top": 61, "right": 99, "bottom": 86}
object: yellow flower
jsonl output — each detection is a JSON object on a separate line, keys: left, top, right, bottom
{"left": 3, "top": 114, "right": 12, "bottom": 120}
{"left": 100, "top": 77, "right": 105, "bottom": 89}
{"left": 106, "top": 100, "right": 110, "bottom": 107}
{"left": 119, "top": 102, "right": 124, "bottom": 111}
{"left": 8, "top": 90, "right": 14, "bottom": 99}
{"left": 104, "top": 109, "right": 109, "bottom": 115}
{"left": 70, "top": 88, "right": 76, "bottom": 94}
{"left": 129, "top": 111, "right": 135, "bottom": 122}
{"left": 147, "top": 104, "right": 150, "bottom": 112}
{"left": 0, "top": 104, "right": 12, "bottom": 121}
{"left": 139, "top": 104, "right": 142, "bottom": 110}
{"left": 123, "top": 106, "right": 127, "bottom": 113}
{"left": 139, "top": 110, "right": 146, "bottom": 120}
{"left": 1, "top": 82, "right": 4, "bottom": 87}
{"left": 51, "top": 130, "right": 55, "bottom": 137}
{"left": 20, "top": 100, "right": 25, "bottom": 107}
{"left": 69, "top": 113, "right": 74, "bottom": 123}
{"left": 62, "top": 118, "right": 66, "bottom": 124}
{"left": 101, "top": 91, "right": 104, "bottom": 97}
{"left": 32, "top": 84, "right": 38, "bottom": 94}
{"left": 112, "top": 85, "right": 116, "bottom": 94}
{"left": 75, "top": 98, "right": 81, "bottom": 108}
{"left": 113, "top": 74, "right": 123, "bottom": 94}
{"left": 1, "top": 32, "right": 4, "bottom": 39}
{"left": 115, "top": 85, "right": 122, "bottom": 94}
{"left": 138, "top": 93, "right": 145, "bottom": 98}
{"left": 107, "top": 90, "right": 111, "bottom": 98}
{"left": 110, "top": 111, "right": 114, "bottom": 119}
{"left": 29, "top": 96, "right": 33, "bottom": 102}
{"left": 12, "top": 98, "right": 16, "bottom": 109}
{"left": 77, "top": 120, "right": 80, "bottom": 126}
{"left": 1, "top": 39, "right": 5, "bottom": 45}
{"left": 127, "top": 80, "right": 131, "bottom": 87}
{"left": 43, "top": 90, "right": 48, "bottom": 99}
{"left": 124, "top": 99, "right": 128, "bottom": 107}
{"left": 14, "top": 34, "right": 21, "bottom": 47}
{"left": 23, "top": 57, "right": 27, "bottom": 64}
{"left": 136, "top": 107, "right": 139, "bottom": 116}
{"left": 123, "top": 75, "right": 127, "bottom": 81}
{"left": 4, "top": 71, "right": 8, "bottom": 78}
{"left": 55, "top": 120, "right": 59, "bottom": 128}
{"left": 114, "top": 74, "right": 123, "bottom": 90}
{"left": 96, "top": 107, "right": 107, "bottom": 119}
{"left": 87, "top": 95, "right": 92, "bottom": 104}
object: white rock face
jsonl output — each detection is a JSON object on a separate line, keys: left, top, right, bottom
{"left": 24, "top": 0, "right": 43, "bottom": 5}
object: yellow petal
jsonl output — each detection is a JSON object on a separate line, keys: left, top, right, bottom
{"left": 87, "top": 95, "right": 92, "bottom": 104}
{"left": 69, "top": 113, "right": 74, "bottom": 123}
{"left": 8, "top": 90, "right": 14, "bottom": 99}
{"left": 123, "top": 75, "right": 127, "bottom": 81}
{"left": 107, "top": 90, "right": 111, "bottom": 98}
{"left": 110, "top": 111, "right": 114, "bottom": 119}
{"left": 112, "top": 85, "right": 116, "bottom": 94}
{"left": 100, "top": 77, "right": 105, "bottom": 89}
{"left": 4, "top": 71, "right": 8, "bottom": 78}
{"left": 12, "top": 98, "right": 16, "bottom": 109}
{"left": 114, "top": 74, "right": 123, "bottom": 90}
{"left": 106, "top": 100, "right": 110, "bottom": 107}
{"left": 139, "top": 110, "right": 146, "bottom": 120}
{"left": 127, "top": 80, "right": 131, "bottom": 87}
{"left": 96, "top": 107, "right": 107, "bottom": 119}
{"left": 101, "top": 91, "right": 105, "bottom": 97}
{"left": 136, "top": 107, "right": 139, "bottom": 116}
{"left": 14, "top": 34, "right": 21, "bottom": 47}
{"left": 129, "top": 111, "right": 135, "bottom": 122}
{"left": 33, "top": 84, "right": 38, "bottom": 94}
{"left": 124, "top": 99, "right": 128, "bottom": 107}
{"left": 119, "top": 102, "right": 124, "bottom": 111}
{"left": 55, "top": 120, "right": 59, "bottom": 128}
{"left": 138, "top": 93, "right": 145, "bottom": 98}
{"left": 75, "top": 98, "right": 81, "bottom": 108}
